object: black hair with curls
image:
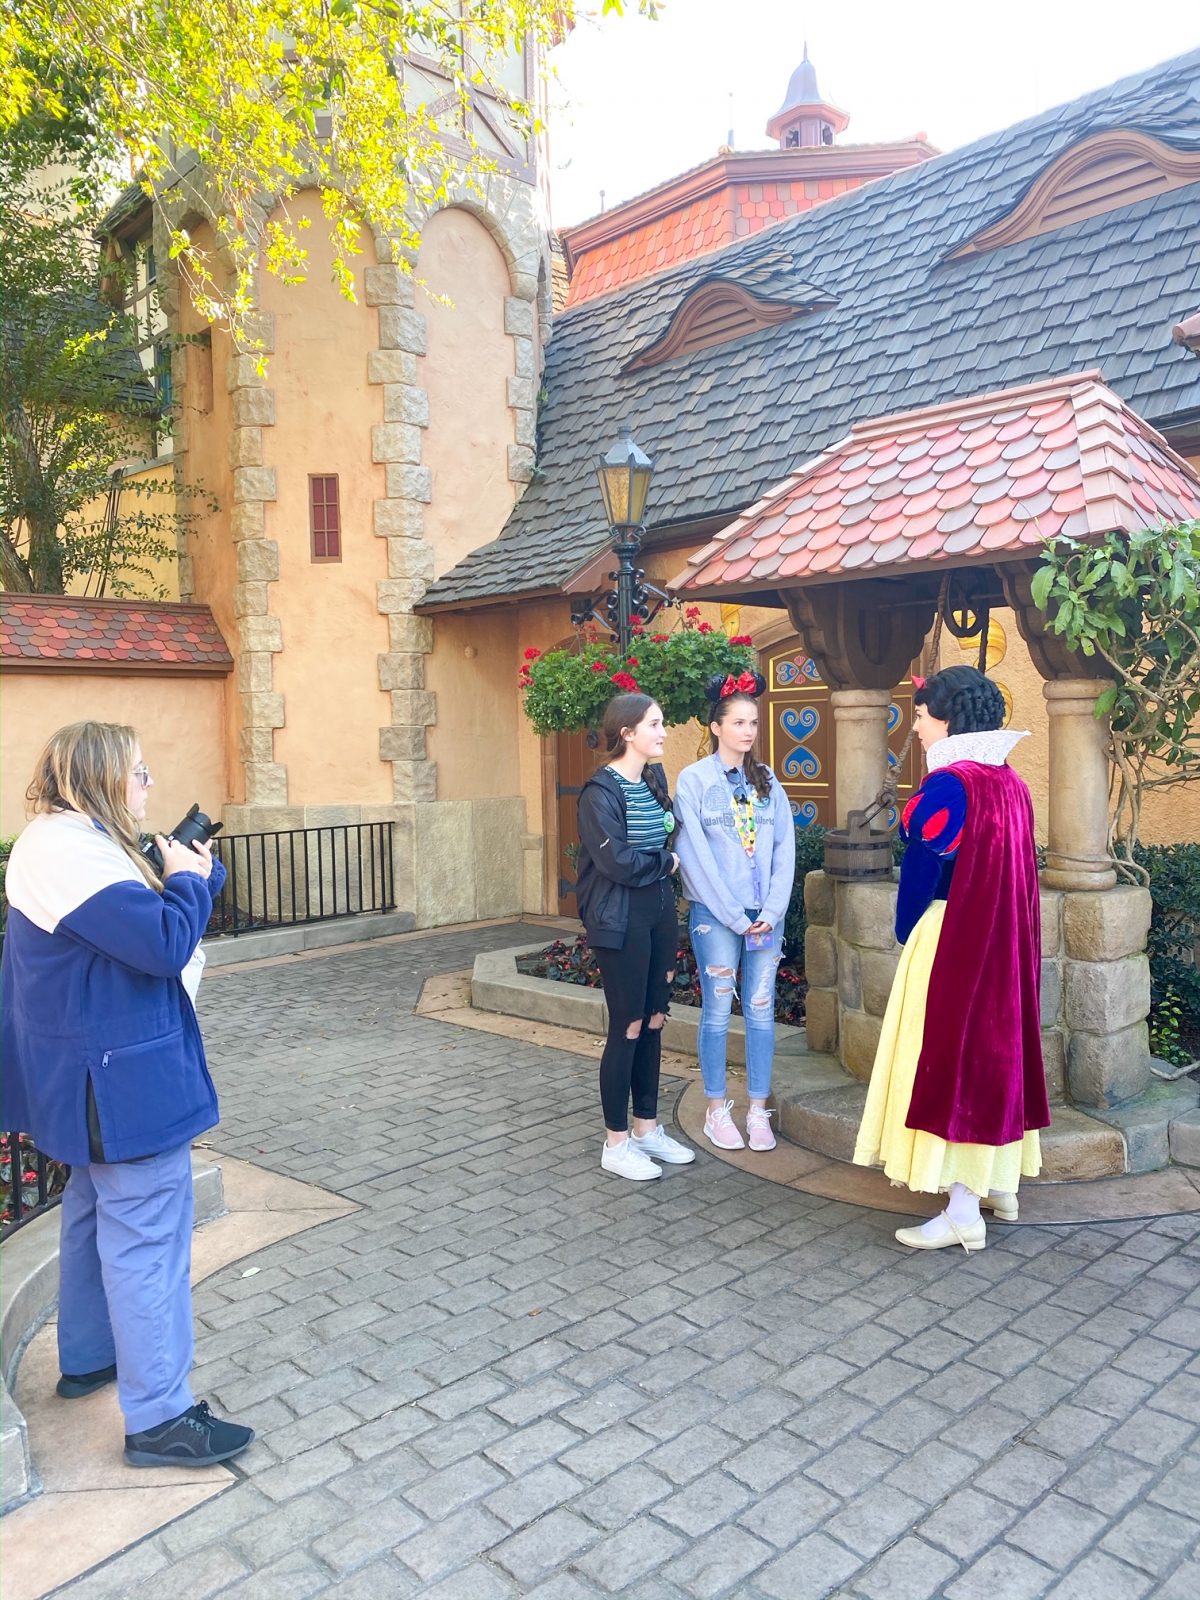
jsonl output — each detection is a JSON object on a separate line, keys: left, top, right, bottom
{"left": 703, "top": 671, "right": 773, "bottom": 799}
{"left": 914, "top": 665, "right": 1006, "bottom": 736}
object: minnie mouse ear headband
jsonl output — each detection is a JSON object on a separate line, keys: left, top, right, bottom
{"left": 704, "top": 670, "right": 766, "bottom": 703}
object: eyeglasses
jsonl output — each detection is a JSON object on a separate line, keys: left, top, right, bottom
{"left": 131, "top": 764, "right": 151, "bottom": 788}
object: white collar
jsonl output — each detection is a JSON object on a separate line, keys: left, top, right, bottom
{"left": 926, "top": 729, "right": 1029, "bottom": 770}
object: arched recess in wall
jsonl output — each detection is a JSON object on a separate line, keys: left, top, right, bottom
{"left": 417, "top": 207, "right": 517, "bottom": 579}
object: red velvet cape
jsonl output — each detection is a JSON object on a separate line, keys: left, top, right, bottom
{"left": 905, "top": 760, "right": 1050, "bottom": 1146}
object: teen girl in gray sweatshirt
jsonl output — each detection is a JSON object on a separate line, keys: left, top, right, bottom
{"left": 674, "top": 672, "right": 796, "bottom": 1152}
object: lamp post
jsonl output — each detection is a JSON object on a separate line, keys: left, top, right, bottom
{"left": 595, "top": 425, "right": 655, "bottom": 658}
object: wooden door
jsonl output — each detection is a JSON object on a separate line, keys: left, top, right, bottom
{"left": 762, "top": 635, "right": 921, "bottom": 829}
{"left": 555, "top": 729, "right": 601, "bottom": 913}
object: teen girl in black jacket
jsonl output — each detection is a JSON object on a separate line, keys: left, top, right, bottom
{"left": 575, "top": 693, "right": 696, "bottom": 1182}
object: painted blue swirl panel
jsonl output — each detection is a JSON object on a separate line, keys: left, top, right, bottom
{"left": 780, "top": 705, "right": 821, "bottom": 780}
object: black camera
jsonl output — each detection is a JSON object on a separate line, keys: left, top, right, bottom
{"left": 139, "top": 804, "right": 224, "bottom": 874}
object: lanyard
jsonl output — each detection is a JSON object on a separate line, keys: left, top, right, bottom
{"left": 725, "top": 765, "right": 763, "bottom": 903}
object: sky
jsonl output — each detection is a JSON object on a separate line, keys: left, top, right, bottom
{"left": 545, "top": 1, "right": 1200, "bottom": 228}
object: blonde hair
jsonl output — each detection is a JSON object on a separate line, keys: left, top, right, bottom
{"left": 26, "top": 721, "right": 161, "bottom": 890}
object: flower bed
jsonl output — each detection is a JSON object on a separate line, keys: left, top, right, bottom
{"left": 1, "top": 1131, "right": 68, "bottom": 1236}
{"left": 516, "top": 929, "right": 808, "bottom": 1028}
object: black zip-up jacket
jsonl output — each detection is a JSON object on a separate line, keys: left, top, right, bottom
{"left": 575, "top": 764, "right": 676, "bottom": 949}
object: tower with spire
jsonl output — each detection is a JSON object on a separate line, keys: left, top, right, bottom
{"left": 767, "top": 44, "right": 852, "bottom": 149}
{"left": 559, "top": 44, "right": 936, "bottom": 306}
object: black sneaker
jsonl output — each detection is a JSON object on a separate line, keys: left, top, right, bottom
{"left": 124, "top": 1400, "right": 254, "bottom": 1468}
{"left": 57, "top": 1363, "right": 117, "bottom": 1399}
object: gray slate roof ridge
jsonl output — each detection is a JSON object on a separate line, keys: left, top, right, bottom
{"left": 552, "top": 45, "right": 1200, "bottom": 328}
{"left": 423, "top": 48, "right": 1200, "bottom": 609}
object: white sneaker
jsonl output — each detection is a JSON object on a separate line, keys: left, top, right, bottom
{"left": 601, "top": 1137, "right": 661, "bottom": 1181}
{"left": 630, "top": 1125, "right": 697, "bottom": 1165}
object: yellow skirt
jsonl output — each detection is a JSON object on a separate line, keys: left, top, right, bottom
{"left": 852, "top": 900, "right": 1042, "bottom": 1195}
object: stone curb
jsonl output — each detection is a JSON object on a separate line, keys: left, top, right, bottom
{"left": 204, "top": 909, "right": 416, "bottom": 967}
{"left": 470, "top": 943, "right": 813, "bottom": 1069}
{"left": 0, "top": 1156, "right": 225, "bottom": 1515}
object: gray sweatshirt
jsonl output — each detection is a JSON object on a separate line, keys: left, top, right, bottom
{"left": 673, "top": 754, "right": 797, "bottom": 936}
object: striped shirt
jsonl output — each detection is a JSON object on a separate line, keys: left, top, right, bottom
{"left": 607, "top": 768, "right": 669, "bottom": 848}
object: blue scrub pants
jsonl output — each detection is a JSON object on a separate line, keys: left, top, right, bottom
{"left": 57, "top": 1142, "right": 196, "bottom": 1435}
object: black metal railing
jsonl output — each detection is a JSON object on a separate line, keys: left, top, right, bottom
{"left": 1, "top": 1133, "right": 68, "bottom": 1239}
{"left": 208, "top": 822, "right": 396, "bottom": 937}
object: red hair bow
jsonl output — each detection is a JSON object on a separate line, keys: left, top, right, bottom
{"left": 911, "top": 674, "right": 927, "bottom": 690}
{"left": 720, "top": 671, "right": 759, "bottom": 698}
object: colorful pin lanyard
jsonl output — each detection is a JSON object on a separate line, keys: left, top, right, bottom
{"left": 728, "top": 772, "right": 756, "bottom": 858}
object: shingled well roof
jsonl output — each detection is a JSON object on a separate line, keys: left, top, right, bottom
{"left": 421, "top": 48, "right": 1200, "bottom": 611}
{"left": 675, "top": 371, "right": 1200, "bottom": 595}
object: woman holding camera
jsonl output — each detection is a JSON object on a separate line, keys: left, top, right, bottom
{"left": 674, "top": 672, "right": 796, "bottom": 1153}
{"left": 0, "top": 722, "right": 254, "bottom": 1467}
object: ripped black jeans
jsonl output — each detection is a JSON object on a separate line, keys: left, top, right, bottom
{"left": 594, "top": 880, "right": 677, "bottom": 1132}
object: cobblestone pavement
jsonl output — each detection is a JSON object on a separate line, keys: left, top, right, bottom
{"left": 60, "top": 924, "right": 1200, "bottom": 1600}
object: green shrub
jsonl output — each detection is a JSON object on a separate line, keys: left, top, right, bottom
{"left": 784, "top": 824, "right": 829, "bottom": 962}
{"left": 1133, "top": 841, "right": 1200, "bottom": 1062}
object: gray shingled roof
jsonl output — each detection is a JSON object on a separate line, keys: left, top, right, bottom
{"left": 422, "top": 50, "right": 1200, "bottom": 610}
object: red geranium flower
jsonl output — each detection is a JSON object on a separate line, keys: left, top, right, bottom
{"left": 523, "top": 646, "right": 542, "bottom": 661}
{"left": 651, "top": 633, "right": 668, "bottom": 642}
{"left": 611, "top": 671, "right": 639, "bottom": 691}
{"left": 627, "top": 657, "right": 639, "bottom": 667}
{"left": 590, "top": 661, "right": 607, "bottom": 673}
{"left": 730, "top": 634, "right": 754, "bottom": 646}
{"left": 697, "top": 621, "right": 713, "bottom": 633}
{"left": 685, "top": 605, "right": 702, "bottom": 620}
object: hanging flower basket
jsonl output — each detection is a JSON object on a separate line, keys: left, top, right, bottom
{"left": 519, "top": 609, "right": 757, "bottom": 735}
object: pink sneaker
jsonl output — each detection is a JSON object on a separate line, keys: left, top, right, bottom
{"left": 746, "top": 1105, "right": 776, "bottom": 1152}
{"left": 704, "top": 1100, "right": 745, "bottom": 1150}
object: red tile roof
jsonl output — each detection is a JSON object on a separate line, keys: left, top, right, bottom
{"left": 562, "top": 145, "right": 936, "bottom": 307}
{"left": 676, "top": 372, "right": 1200, "bottom": 595}
{"left": 1, "top": 596, "right": 233, "bottom": 674}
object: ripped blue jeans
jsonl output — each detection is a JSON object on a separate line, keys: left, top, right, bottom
{"left": 688, "top": 902, "right": 780, "bottom": 1101}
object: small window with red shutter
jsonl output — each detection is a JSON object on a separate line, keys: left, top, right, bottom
{"left": 309, "top": 474, "right": 342, "bottom": 561}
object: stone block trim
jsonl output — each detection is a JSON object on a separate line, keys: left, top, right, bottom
{"left": 224, "top": 309, "right": 286, "bottom": 807}
{"left": 370, "top": 181, "right": 551, "bottom": 819}
{"left": 128, "top": 193, "right": 287, "bottom": 810}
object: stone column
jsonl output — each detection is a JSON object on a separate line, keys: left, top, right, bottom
{"left": 1041, "top": 679, "right": 1117, "bottom": 892}
{"left": 802, "top": 871, "right": 839, "bottom": 1054}
{"left": 829, "top": 688, "right": 892, "bottom": 826}
{"left": 1064, "top": 886, "right": 1153, "bottom": 1108}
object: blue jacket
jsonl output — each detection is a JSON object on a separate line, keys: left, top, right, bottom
{"left": 674, "top": 755, "right": 796, "bottom": 936}
{"left": 0, "top": 810, "right": 226, "bottom": 1165}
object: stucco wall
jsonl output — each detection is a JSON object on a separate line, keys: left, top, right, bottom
{"left": 1, "top": 673, "right": 228, "bottom": 839}
{"left": 68, "top": 461, "right": 180, "bottom": 602}
{"left": 426, "top": 610, "right": 521, "bottom": 800}
{"left": 259, "top": 194, "right": 392, "bottom": 807}
{"left": 177, "top": 226, "right": 243, "bottom": 805}
{"left": 417, "top": 209, "right": 517, "bottom": 580}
